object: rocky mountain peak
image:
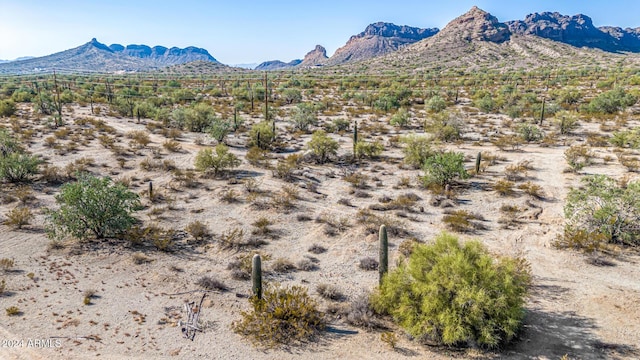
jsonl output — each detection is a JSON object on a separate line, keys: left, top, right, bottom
{"left": 299, "top": 45, "right": 328, "bottom": 67}
{"left": 326, "top": 22, "right": 438, "bottom": 65}
{"left": 359, "top": 22, "right": 439, "bottom": 40}
{"left": 506, "top": 12, "right": 637, "bottom": 52}
{"left": 437, "top": 6, "right": 511, "bottom": 43}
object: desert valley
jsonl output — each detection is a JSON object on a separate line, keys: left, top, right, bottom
{"left": 1, "top": 6, "right": 640, "bottom": 360}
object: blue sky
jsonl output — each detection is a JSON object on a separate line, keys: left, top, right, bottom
{"left": 1, "top": 0, "right": 640, "bottom": 64}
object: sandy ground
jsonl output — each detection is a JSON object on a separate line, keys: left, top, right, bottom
{"left": 1, "top": 103, "right": 640, "bottom": 360}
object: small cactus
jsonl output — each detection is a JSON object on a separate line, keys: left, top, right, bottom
{"left": 149, "top": 181, "right": 153, "bottom": 200}
{"left": 252, "top": 254, "right": 262, "bottom": 300}
{"left": 379, "top": 224, "right": 388, "bottom": 285}
{"left": 475, "top": 152, "right": 482, "bottom": 175}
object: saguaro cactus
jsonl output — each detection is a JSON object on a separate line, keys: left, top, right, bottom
{"left": 353, "top": 121, "right": 358, "bottom": 160}
{"left": 379, "top": 224, "right": 388, "bottom": 286}
{"left": 252, "top": 254, "right": 262, "bottom": 300}
{"left": 475, "top": 152, "right": 482, "bottom": 175}
{"left": 149, "top": 181, "right": 153, "bottom": 201}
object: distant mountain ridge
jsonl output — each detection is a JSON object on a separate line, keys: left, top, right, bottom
{"left": 327, "top": 22, "right": 438, "bottom": 65}
{"left": 3, "top": 7, "right": 640, "bottom": 75}
{"left": 256, "top": 22, "right": 439, "bottom": 70}
{"left": 107, "top": 43, "right": 216, "bottom": 64}
{"left": 507, "top": 12, "right": 640, "bottom": 52}
{"left": 0, "top": 38, "right": 217, "bottom": 74}
{"left": 363, "top": 6, "right": 640, "bottom": 72}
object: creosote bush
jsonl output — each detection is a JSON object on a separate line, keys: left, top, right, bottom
{"left": 194, "top": 143, "right": 241, "bottom": 177}
{"left": 46, "top": 174, "right": 141, "bottom": 240}
{"left": 563, "top": 174, "right": 640, "bottom": 247}
{"left": 232, "top": 284, "right": 325, "bottom": 348}
{"left": 372, "top": 232, "right": 531, "bottom": 348}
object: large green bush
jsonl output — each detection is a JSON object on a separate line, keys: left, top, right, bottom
{"left": 306, "top": 130, "right": 338, "bottom": 164}
{"left": 421, "top": 151, "right": 468, "bottom": 187}
{"left": 582, "top": 88, "right": 637, "bottom": 114}
{"left": 0, "top": 129, "right": 40, "bottom": 183}
{"left": 232, "top": 284, "right": 325, "bottom": 347}
{"left": 564, "top": 174, "right": 640, "bottom": 247}
{"left": 194, "top": 144, "right": 241, "bottom": 176}
{"left": 400, "top": 134, "right": 433, "bottom": 169}
{"left": 0, "top": 100, "right": 16, "bottom": 117}
{"left": 45, "top": 175, "right": 141, "bottom": 240}
{"left": 372, "top": 232, "right": 531, "bottom": 348}
{"left": 249, "top": 121, "right": 276, "bottom": 150}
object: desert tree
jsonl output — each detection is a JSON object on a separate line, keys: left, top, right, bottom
{"left": 306, "top": 130, "right": 338, "bottom": 164}
{"left": 194, "top": 144, "right": 241, "bottom": 177}
{"left": 45, "top": 174, "right": 141, "bottom": 240}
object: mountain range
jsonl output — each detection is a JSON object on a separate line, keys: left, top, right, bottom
{"left": 2, "top": 7, "right": 640, "bottom": 74}
{"left": 0, "top": 38, "right": 217, "bottom": 74}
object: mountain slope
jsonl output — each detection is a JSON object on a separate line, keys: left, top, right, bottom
{"left": 108, "top": 43, "right": 217, "bottom": 64}
{"left": 255, "top": 59, "right": 302, "bottom": 71}
{"left": 298, "top": 45, "right": 329, "bottom": 67}
{"left": 359, "top": 6, "right": 640, "bottom": 73}
{"left": 506, "top": 12, "right": 640, "bottom": 52}
{"left": 326, "top": 22, "right": 438, "bottom": 65}
{"left": 0, "top": 38, "right": 218, "bottom": 74}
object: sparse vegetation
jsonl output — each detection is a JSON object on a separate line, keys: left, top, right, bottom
{"left": 232, "top": 284, "right": 325, "bottom": 348}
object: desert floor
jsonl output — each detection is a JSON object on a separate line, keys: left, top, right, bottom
{"left": 1, "top": 102, "right": 640, "bottom": 360}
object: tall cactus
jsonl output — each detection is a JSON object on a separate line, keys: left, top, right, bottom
{"left": 539, "top": 97, "right": 546, "bottom": 125}
{"left": 149, "top": 181, "right": 153, "bottom": 201}
{"left": 252, "top": 254, "right": 262, "bottom": 300}
{"left": 353, "top": 121, "right": 358, "bottom": 160}
{"left": 379, "top": 224, "right": 388, "bottom": 286}
{"left": 475, "top": 152, "right": 482, "bottom": 175}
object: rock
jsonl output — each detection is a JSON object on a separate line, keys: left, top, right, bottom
{"left": 507, "top": 12, "right": 640, "bottom": 52}
{"left": 438, "top": 6, "right": 511, "bottom": 43}
{"left": 327, "top": 22, "right": 438, "bottom": 65}
{"left": 299, "top": 45, "right": 329, "bottom": 67}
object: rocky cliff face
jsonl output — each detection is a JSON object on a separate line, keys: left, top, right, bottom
{"left": 298, "top": 45, "right": 329, "bottom": 67}
{"left": 327, "top": 22, "right": 438, "bottom": 65}
{"left": 599, "top": 26, "right": 640, "bottom": 51}
{"left": 108, "top": 43, "right": 217, "bottom": 65}
{"left": 507, "top": 12, "right": 640, "bottom": 52}
{"left": 438, "top": 6, "right": 511, "bottom": 43}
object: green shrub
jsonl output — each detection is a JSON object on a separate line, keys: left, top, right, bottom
{"left": 232, "top": 284, "right": 325, "bottom": 347}
{"left": 45, "top": 174, "right": 141, "bottom": 240}
{"left": 290, "top": 103, "right": 317, "bottom": 132}
{"left": 516, "top": 123, "right": 543, "bottom": 142}
{"left": 564, "top": 174, "right": 640, "bottom": 247}
{"left": 355, "top": 141, "right": 384, "bottom": 159}
{"left": 426, "top": 95, "right": 446, "bottom": 113}
{"left": 207, "top": 116, "right": 232, "bottom": 143}
{"left": 5, "top": 206, "right": 33, "bottom": 229}
{"left": 564, "top": 145, "right": 593, "bottom": 172}
{"left": 372, "top": 232, "right": 531, "bottom": 348}
{"left": 249, "top": 121, "right": 276, "bottom": 150}
{"left": 0, "top": 153, "right": 41, "bottom": 183}
{"left": 0, "top": 100, "right": 16, "bottom": 117}
{"left": 582, "top": 88, "right": 637, "bottom": 114}
{"left": 400, "top": 134, "right": 433, "bottom": 169}
{"left": 389, "top": 108, "right": 410, "bottom": 128}
{"left": 0, "top": 128, "right": 21, "bottom": 155}
{"left": 421, "top": 151, "right": 468, "bottom": 187}
{"left": 306, "top": 130, "right": 338, "bottom": 164}
{"left": 194, "top": 144, "right": 241, "bottom": 176}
